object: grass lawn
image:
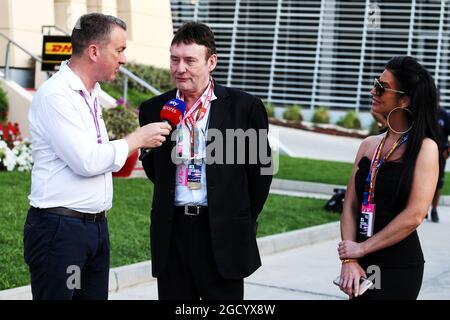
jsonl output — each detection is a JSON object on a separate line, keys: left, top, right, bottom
{"left": 0, "top": 171, "right": 339, "bottom": 290}
{"left": 0, "top": 171, "right": 31, "bottom": 290}
{"left": 275, "top": 155, "right": 353, "bottom": 186}
{"left": 258, "top": 195, "right": 339, "bottom": 237}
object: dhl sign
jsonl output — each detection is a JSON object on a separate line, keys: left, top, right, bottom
{"left": 45, "top": 42, "right": 72, "bottom": 55}
{"left": 42, "top": 35, "right": 72, "bottom": 71}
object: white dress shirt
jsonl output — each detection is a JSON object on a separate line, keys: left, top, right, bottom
{"left": 174, "top": 85, "right": 217, "bottom": 206}
{"left": 28, "top": 61, "right": 129, "bottom": 213}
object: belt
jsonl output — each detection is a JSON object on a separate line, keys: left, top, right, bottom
{"left": 174, "top": 205, "right": 208, "bottom": 216}
{"left": 35, "top": 206, "right": 106, "bottom": 222}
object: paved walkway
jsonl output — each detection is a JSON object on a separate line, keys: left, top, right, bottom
{"left": 271, "top": 124, "right": 361, "bottom": 163}
{"left": 110, "top": 206, "right": 450, "bottom": 300}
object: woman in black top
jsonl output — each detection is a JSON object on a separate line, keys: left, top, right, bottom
{"left": 337, "top": 56, "right": 440, "bottom": 300}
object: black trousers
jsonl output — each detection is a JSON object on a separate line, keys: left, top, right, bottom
{"left": 157, "top": 209, "right": 243, "bottom": 300}
{"left": 23, "top": 206, "right": 110, "bottom": 300}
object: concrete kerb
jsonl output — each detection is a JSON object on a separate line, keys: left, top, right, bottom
{"left": 0, "top": 221, "right": 340, "bottom": 300}
{"left": 109, "top": 261, "right": 153, "bottom": 293}
{"left": 0, "top": 285, "right": 31, "bottom": 300}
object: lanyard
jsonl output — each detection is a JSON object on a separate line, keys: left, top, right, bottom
{"left": 365, "top": 133, "right": 408, "bottom": 204}
{"left": 79, "top": 91, "right": 102, "bottom": 144}
{"left": 177, "top": 81, "right": 214, "bottom": 159}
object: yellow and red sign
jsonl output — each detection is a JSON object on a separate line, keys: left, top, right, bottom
{"left": 44, "top": 42, "right": 72, "bottom": 55}
{"left": 41, "top": 35, "right": 72, "bottom": 71}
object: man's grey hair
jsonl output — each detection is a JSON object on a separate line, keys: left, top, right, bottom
{"left": 71, "top": 13, "right": 126, "bottom": 56}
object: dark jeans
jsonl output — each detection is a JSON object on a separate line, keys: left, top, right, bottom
{"left": 23, "top": 206, "right": 110, "bottom": 300}
{"left": 157, "top": 210, "right": 244, "bottom": 300}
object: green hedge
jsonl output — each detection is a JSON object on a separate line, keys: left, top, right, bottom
{"left": 0, "top": 86, "right": 8, "bottom": 123}
{"left": 283, "top": 104, "right": 303, "bottom": 122}
{"left": 111, "top": 62, "right": 173, "bottom": 94}
{"left": 312, "top": 107, "right": 330, "bottom": 124}
{"left": 337, "top": 110, "right": 361, "bottom": 129}
{"left": 101, "top": 62, "right": 173, "bottom": 109}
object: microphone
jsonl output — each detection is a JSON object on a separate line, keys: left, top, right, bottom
{"left": 139, "top": 98, "right": 187, "bottom": 161}
{"left": 160, "top": 98, "right": 187, "bottom": 126}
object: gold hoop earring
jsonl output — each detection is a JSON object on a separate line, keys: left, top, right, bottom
{"left": 387, "top": 107, "right": 413, "bottom": 134}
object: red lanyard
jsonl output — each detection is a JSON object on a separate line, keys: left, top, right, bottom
{"left": 179, "top": 81, "right": 214, "bottom": 158}
{"left": 182, "top": 81, "right": 214, "bottom": 128}
{"left": 79, "top": 91, "right": 102, "bottom": 144}
{"left": 366, "top": 134, "right": 408, "bottom": 203}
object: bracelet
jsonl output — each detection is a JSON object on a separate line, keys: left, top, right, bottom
{"left": 341, "top": 258, "right": 357, "bottom": 264}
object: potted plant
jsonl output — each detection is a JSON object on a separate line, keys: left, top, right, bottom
{"left": 103, "top": 97, "right": 140, "bottom": 177}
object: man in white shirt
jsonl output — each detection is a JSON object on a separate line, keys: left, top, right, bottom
{"left": 24, "top": 13, "right": 171, "bottom": 300}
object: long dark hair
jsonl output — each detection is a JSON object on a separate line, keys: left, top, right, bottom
{"left": 386, "top": 56, "right": 439, "bottom": 206}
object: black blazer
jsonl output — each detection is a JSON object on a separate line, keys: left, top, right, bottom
{"left": 139, "top": 82, "right": 273, "bottom": 279}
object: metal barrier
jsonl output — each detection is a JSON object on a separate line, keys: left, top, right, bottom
{"left": 0, "top": 31, "right": 43, "bottom": 80}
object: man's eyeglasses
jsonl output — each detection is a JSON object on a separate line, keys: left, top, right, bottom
{"left": 373, "top": 78, "right": 405, "bottom": 97}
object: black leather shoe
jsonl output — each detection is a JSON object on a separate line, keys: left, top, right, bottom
{"left": 431, "top": 209, "right": 439, "bottom": 223}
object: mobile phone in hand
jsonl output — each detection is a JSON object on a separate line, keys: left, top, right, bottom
{"left": 333, "top": 276, "right": 374, "bottom": 296}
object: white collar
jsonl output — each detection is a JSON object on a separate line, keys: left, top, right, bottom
{"left": 59, "top": 60, "right": 101, "bottom": 96}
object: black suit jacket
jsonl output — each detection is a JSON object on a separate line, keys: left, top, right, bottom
{"left": 139, "top": 82, "right": 273, "bottom": 279}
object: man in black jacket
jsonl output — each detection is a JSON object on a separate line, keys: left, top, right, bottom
{"left": 139, "top": 22, "right": 272, "bottom": 300}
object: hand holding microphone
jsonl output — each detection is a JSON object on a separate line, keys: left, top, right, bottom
{"left": 139, "top": 98, "right": 187, "bottom": 160}
{"left": 139, "top": 122, "right": 172, "bottom": 148}
{"left": 125, "top": 121, "right": 171, "bottom": 156}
